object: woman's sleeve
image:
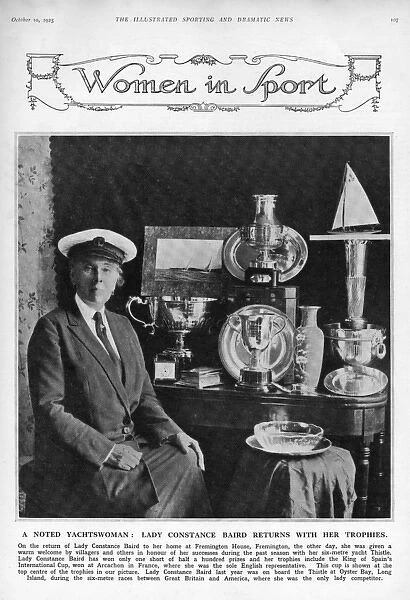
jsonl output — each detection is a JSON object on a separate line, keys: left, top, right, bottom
{"left": 126, "top": 321, "right": 182, "bottom": 441}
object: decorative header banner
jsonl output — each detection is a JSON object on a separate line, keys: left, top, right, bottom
{"left": 26, "top": 53, "right": 381, "bottom": 113}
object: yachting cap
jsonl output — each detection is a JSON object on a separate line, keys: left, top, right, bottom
{"left": 58, "top": 229, "right": 137, "bottom": 264}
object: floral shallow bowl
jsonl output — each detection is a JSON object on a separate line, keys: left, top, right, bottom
{"left": 253, "top": 421, "right": 324, "bottom": 453}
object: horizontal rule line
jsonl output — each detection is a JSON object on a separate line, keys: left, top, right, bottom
{"left": 68, "top": 102, "right": 329, "bottom": 108}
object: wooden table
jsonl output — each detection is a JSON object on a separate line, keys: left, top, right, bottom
{"left": 155, "top": 383, "right": 388, "bottom": 518}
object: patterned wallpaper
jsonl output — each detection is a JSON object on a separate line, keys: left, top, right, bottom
{"left": 18, "top": 136, "right": 56, "bottom": 457}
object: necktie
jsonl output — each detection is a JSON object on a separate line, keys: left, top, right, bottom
{"left": 93, "top": 311, "right": 123, "bottom": 381}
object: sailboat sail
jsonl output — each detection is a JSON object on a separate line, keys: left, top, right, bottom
{"left": 332, "top": 164, "right": 380, "bottom": 231}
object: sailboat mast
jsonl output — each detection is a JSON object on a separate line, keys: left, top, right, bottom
{"left": 332, "top": 163, "right": 348, "bottom": 231}
{"left": 341, "top": 163, "right": 348, "bottom": 230}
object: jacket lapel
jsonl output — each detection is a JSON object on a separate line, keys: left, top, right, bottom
{"left": 65, "top": 303, "right": 131, "bottom": 414}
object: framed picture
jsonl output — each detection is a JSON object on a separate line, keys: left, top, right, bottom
{"left": 141, "top": 225, "right": 236, "bottom": 297}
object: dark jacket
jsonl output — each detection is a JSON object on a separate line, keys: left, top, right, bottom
{"left": 26, "top": 302, "right": 182, "bottom": 516}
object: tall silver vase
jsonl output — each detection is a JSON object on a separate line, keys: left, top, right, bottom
{"left": 294, "top": 306, "right": 324, "bottom": 392}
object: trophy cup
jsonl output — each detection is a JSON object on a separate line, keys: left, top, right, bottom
{"left": 222, "top": 192, "right": 307, "bottom": 385}
{"left": 240, "top": 194, "right": 285, "bottom": 286}
{"left": 322, "top": 238, "right": 387, "bottom": 395}
{"left": 227, "top": 311, "right": 286, "bottom": 391}
{"left": 310, "top": 163, "right": 390, "bottom": 396}
{"left": 126, "top": 296, "right": 217, "bottom": 369}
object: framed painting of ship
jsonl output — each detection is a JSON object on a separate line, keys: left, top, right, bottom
{"left": 140, "top": 226, "right": 236, "bottom": 297}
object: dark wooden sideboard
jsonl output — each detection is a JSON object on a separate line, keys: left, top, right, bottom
{"left": 154, "top": 383, "right": 389, "bottom": 518}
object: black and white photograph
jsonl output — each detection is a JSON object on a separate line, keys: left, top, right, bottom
{"left": 17, "top": 135, "right": 391, "bottom": 519}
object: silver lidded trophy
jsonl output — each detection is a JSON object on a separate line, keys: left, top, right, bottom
{"left": 240, "top": 194, "right": 285, "bottom": 286}
{"left": 310, "top": 163, "right": 390, "bottom": 396}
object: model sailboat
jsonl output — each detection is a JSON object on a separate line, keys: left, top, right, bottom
{"left": 331, "top": 163, "right": 380, "bottom": 232}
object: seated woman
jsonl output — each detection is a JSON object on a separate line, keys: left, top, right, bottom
{"left": 26, "top": 228, "right": 212, "bottom": 518}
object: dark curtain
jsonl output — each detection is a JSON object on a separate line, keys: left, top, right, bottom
{"left": 50, "top": 135, "right": 390, "bottom": 328}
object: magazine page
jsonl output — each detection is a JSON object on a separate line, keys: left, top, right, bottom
{"left": 1, "top": 1, "right": 409, "bottom": 598}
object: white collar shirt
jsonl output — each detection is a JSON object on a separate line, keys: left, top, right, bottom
{"left": 75, "top": 293, "right": 120, "bottom": 359}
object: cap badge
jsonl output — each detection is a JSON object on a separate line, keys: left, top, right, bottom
{"left": 93, "top": 236, "right": 106, "bottom": 247}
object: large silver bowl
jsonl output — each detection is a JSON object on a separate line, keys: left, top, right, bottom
{"left": 127, "top": 296, "right": 217, "bottom": 333}
{"left": 324, "top": 322, "right": 386, "bottom": 367}
{"left": 126, "top": 296, "right": 217, "bottom": 362}
{"left": 150, "top": 296, "right": 217, "bottom": 333}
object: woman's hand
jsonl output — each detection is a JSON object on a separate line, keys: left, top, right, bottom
{"left": 166, "top": 432, "right": 205, "bottom": 471}
{"left": 105, "top": 444, "right": 142, "bottom": 470}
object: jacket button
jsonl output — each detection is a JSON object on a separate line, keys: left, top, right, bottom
{"left": 122, "top": 426, "right": 131, "bottom": 434}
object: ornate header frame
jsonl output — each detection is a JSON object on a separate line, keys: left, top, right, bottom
{"left": 26, "top": 53, "right": 381, "bottom": 113}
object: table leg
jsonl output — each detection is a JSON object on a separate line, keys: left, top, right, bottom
{"left": 354, "top": 440, "right": 371, "bottom": 518}
{"left": 372, "top": 430, "right": 385, "bottom": 478}
{"left": 368, "top": 431, "right": 387, "bottom": 517}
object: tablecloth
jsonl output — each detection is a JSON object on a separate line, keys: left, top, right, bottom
{"left": 217, "top": 444, "right": 356, "bottom": 519}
